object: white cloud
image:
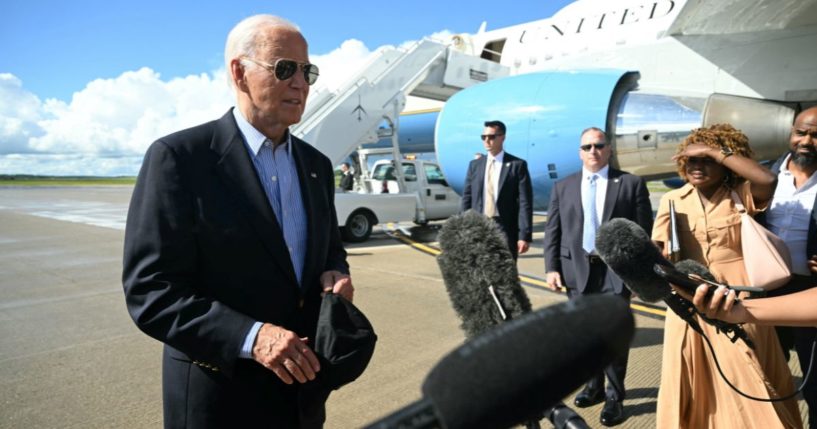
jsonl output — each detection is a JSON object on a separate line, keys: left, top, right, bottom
{"left": 0, "top": 73, "right": 45, "bottom": 154}
{"left": 0, "top": 32, "right": 454, "bottom": 176}
{"left": 31, "top": 67, "right": 234, "bottom": 155}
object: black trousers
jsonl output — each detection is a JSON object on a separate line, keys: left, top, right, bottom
{"left": 567, "top": 259, "right": 630, "bottom": 402}
{"left": 490, "top": 216, "right": 518, "bottom": 260}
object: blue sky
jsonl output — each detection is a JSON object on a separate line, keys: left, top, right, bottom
{"left": 0, "top": 0, "right": 572, "bottom": 175}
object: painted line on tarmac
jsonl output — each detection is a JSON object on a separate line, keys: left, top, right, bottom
{"left": 384, "top": 224, "right": 667, "bottom": 320}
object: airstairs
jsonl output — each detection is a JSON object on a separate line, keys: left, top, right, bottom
{"left": 291, "top": 39, "right": 509, "bottom": 165}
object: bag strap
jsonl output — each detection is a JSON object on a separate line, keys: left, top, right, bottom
{"left": 730, "top": 190, "right": 747, "bottom": 214}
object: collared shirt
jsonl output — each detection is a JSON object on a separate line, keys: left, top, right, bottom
{"left": 233, "top": 108, "right": 308, "bottom": 358}
{"left": 652, "top": 181, "right": 760, "bottom": 284}
{"left": 766, "top": 154, "right": 817, "bottom": 275}
{"left": 582, "top": 165, "right": 609, "bottom": 223}
{"left": 483, "top": 151, "right": 504, "bottom": 215}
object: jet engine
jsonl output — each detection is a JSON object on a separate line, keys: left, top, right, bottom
{"left": 434, "top": 70, "right": 795, "bottom": 211}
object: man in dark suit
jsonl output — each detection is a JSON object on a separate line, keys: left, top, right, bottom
{"left": 460, "top": 120, "right": 533, "bottom": 259}
{"left": 122, "top": 15, "right": 353, "bottom": 428}
{"left": 339, "top": 162, "right": 354, "bottom": 191}
{"left": 543, "top": 127, "right": 653, "bottom": 427}
{"left": 759, "top": 106, "right": 817, "bottom": 428}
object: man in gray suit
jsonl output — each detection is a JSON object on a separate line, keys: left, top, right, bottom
{"left": 544, "top": 127, "right": 653, "bottom": 427}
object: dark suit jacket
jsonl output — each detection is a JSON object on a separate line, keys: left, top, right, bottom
{"left": 122, "top": 109, "right": 348, "bottom": 428}
{"left": 544, "top": 169, "right": 653, "bottom": 294}
{"left": 759, "top": 154, "right": 817, "bottom": 283}
{"left": 460, "top": 152, "right": 533, "bottom": 243}
{"left": 340, "top": 171, "right": 353, "bottom": 191}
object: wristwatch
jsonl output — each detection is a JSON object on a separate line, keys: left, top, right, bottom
{"left": 719, "top": 147, "right": 734, "bottom": 164}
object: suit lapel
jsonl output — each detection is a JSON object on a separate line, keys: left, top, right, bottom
{"left": 210, "top": 113, "right": 299, "bottom": 286}
{"left": 475, "top": 157, "right": 487, "bottom": 211}
{"left": 602, "top": 169, "right": 622, "bottom": 222}
{"left": 291, "top": 137, "right": 318, "bottom": 292}
{"left": 498, "top": 153, "right": 512, "bottom": 194}
{"left": 568, "top": 173, "right": 585, "bottom": 225}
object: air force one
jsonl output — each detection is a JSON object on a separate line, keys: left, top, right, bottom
{"left": 294, "top": 0, "right": 817, "bottom": 211}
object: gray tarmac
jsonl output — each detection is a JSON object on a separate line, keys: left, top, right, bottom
{"left": 0, "top": 186, "right": 807, "bottom": 428}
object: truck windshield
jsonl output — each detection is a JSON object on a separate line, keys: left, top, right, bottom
{"left": 372, "top": 163, "right": 417, "bottom": 182}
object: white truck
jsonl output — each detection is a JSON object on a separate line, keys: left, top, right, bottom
{"left": 335, "top": 158, "right": 461, "bottom": 242}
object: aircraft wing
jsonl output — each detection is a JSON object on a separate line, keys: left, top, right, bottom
{"left": 667, "top": 0, "right": 817, "bottom": 35}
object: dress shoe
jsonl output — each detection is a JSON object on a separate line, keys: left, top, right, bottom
{"left": 599, "top": 398, "right": 625, "bottom": 427}
{"left": 573, "top": 388, "right": 604, "bottom": 408}
{"left": 548, "top": 404, "right": 590, "bottom": 429}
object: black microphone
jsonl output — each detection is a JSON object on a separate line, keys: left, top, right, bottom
{"left": 363, "top": 294, "right": 635, "bottom": 429}
{"left": 594, "top": 217, "right": 677, "bottom": 302}
{"left": 435, "top": 210, "right": 588, "bottom": 429}
{"left": 595, "top": 218, "right": 754, "bottom": 347}
{"left": 436, "top": 210, "right": 532, "bottom": 337}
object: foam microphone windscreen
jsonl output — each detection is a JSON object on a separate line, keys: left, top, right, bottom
{"left": 421, "top": 294, "right": 634, "bottom": 429}
{"left": 595, "top": 218, "right": 672, "bottom": 302}
{"left": 674, "top": 259, "right": 717, "bottom": 283}
{"left": 437, "top": 210, "right": 532, "bottom": 338}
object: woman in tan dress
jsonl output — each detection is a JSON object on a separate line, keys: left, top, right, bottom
{"left": 652, "top": 124, "right": 802, "bottom": 428}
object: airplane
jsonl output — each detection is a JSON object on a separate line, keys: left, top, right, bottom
{"left": 297, "top": 0, "right": 817, "bottom": 212}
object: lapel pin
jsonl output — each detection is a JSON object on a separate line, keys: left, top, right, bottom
{"left": 614, "top": 178, "right": 620, "bottom": 183}
{"left": 310, "top": 173, "right": 317, "bottom": 178}
{"left": 505, "top": 162, "right": 510, "bottom": 167}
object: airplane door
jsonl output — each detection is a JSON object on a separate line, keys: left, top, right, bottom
{"left": 422, "top": 163, "right": 461, "bottom": 220}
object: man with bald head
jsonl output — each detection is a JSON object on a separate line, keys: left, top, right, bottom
{"left": 760, "top": 106, "right": 817, "bottom": 427}
{"left": 123, "top": 15, "right": 352, "bottom": 428}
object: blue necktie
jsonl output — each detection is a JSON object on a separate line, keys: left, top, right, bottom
{"left": 582, "top": 174, "right": 598, "bottom": 253}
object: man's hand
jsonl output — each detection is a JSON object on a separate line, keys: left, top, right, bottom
{"left": 545, "top": 271, "right": 564, "bottom": 292}
{"left": 252, "top": 323, "right": 321, "bottom": 384}
{"left": 320, "top": 270, "right": 354, "bottom": 302}
{"left": 517, "top": 240, "right": 530, "bottom": 255}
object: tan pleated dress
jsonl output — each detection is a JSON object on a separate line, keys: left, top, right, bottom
{"left": 652, "top": 182, "right": 802, "bottom": 429}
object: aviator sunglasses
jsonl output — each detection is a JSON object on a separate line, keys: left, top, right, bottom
{"left": 243, "top": 57, "right": 320, "bottom": 85}
{"left": 580, "top": 143, "right": 606, "bottom": 151}
{"left": 481, "top": 134, "right": 504, "bottom": 140}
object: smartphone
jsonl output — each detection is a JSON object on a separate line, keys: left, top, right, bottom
{"left": 653, "top": 264, "right": 766, "bottom": 298}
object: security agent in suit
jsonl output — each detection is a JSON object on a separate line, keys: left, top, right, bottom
{"left": 756, "top": 106, "right": 817, "bottom": 428}
{"left": 339, "top": 162, "right": 354, "bottom": 191}
{"left": 122, "top": 15, "right": 353, "bottom": 428}
{"left": 460, "top": 120, "right": 533, "bottom": 259}
{"left": 543, "top": 127, "right": 653, "bottom": 427}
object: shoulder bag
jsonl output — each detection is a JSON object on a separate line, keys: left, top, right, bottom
{"left": 730, "top": 191, "right": 791, "bottom": 290}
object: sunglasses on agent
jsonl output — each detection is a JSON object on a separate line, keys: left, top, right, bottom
{"left": 481, "top": 134, "right": 504, "bottom": 141}
{"left": 242, "top": 57, "right": 320, "bottom": 85}
{"left": 580, "top": 143, "right": 606, "bottom": 151}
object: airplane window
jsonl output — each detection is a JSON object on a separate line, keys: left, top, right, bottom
{"left": 480, "top": 39, "right": 506, "bottom": 63}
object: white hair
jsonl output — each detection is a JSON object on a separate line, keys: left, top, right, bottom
{"left": 224, "top": 15, "right": 300, "bottom": 87}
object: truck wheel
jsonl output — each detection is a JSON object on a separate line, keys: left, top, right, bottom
{"left": 342, "top": 210, "right": 374, "bottom": 242}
